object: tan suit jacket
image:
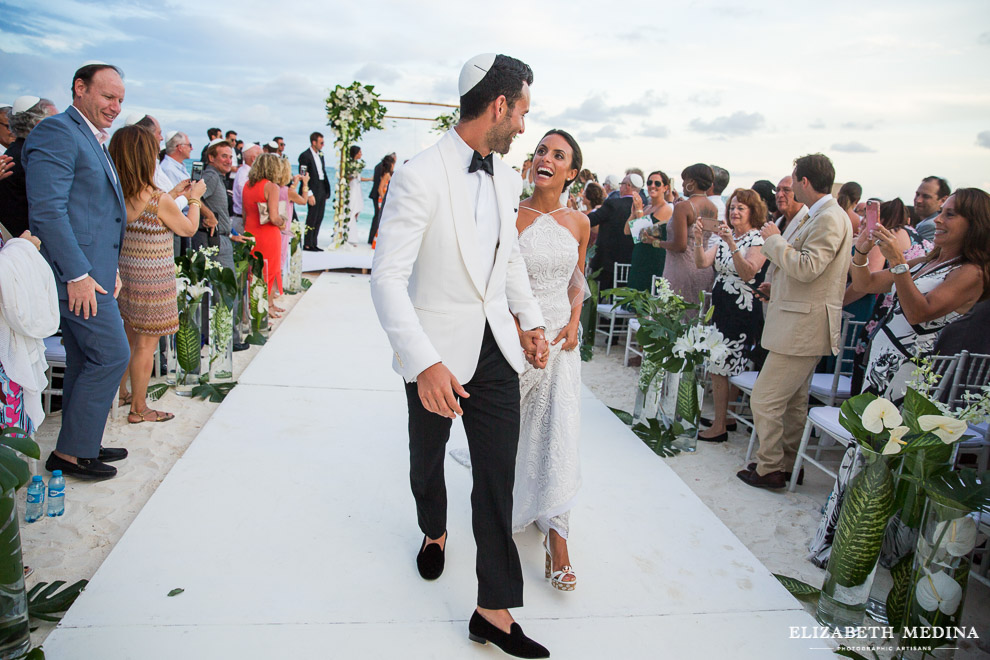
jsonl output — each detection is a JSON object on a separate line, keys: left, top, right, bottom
{"left": 760, "top": 197, "right": 852, "bottom": 357}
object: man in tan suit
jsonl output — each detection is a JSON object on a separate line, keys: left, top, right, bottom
{"left": 738, "top": 153, "right": 852, "bottom": 489}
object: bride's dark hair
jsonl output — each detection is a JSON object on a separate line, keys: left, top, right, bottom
{"left": 540, "top": 129, "right": 583, "bottom": 192}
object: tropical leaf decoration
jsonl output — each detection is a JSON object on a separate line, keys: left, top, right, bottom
{"left": 884, "top": 554, "right": 913, "bottom": 629}
{"left": 27, "top": 580, "right": 87, "bottom": 622}
{"left": 146, "top": 383, "right": 169, "bottom": 403}
{"left": 773, "top": 574, "right": 820, "bottom": 601}
{"left": 827, "top": 454, "right": 896, "bottom": 587}
{"left": 923, "top": 469, "right": 990, "bottom": 514}
{"left": 175, "top": 319, "right": 201, "bottom": 373}
{"left": 0, "top": 427, "right": 37, "bottom": 494}
{"left": 191, "top": 382, "right": 238, "bottom": 403}
{"left": 631, "top": 418, "right": 681, "bottom": 458}
{"left": 675, "top": 369, "right": 700, "bottom": 422}
{"left": 607, "top": 407, "right": 634, "bottom": 426}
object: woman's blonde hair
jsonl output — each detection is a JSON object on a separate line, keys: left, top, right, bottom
{"left": 276, "top": 157, "right": 292, "bottom": 186}
{"left": 248, "top": 153, "right": 283, "bottom": 186}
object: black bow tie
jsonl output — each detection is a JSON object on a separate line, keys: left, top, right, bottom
{"left": 468, "top": 150, "right": 494, "bottom": 176}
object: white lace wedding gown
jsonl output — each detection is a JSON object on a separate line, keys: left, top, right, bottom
{"left": 513, "top": 210, "right": 582, "bottom": 539}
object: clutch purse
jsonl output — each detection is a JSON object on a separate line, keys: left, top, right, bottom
{"left": 257, "top": 201, "right": 290, "bottom": 226}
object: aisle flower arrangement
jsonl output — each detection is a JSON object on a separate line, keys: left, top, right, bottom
{"left": 324, "top": 81, "right": 387, "bottom": 247}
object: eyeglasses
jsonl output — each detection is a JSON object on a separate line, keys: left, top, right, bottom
{"left": 647, "top": 180, "right": 664, "bottom": 187}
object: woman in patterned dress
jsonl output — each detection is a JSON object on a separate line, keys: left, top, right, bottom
{"left": 692, "top": 188, "right": 769, "bottom": 442}
{"left": 513, "top": 130, "right": 590, "bottom": 591}
{"left": 109, "top": 126, "right": 202, "bottom": 423}
{"left": 850, "top": 188, "right": 989, "bottom": 401}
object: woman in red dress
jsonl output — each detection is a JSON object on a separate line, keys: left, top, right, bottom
{"left": 243, "top": 154, "right": 287, "bottom": 316}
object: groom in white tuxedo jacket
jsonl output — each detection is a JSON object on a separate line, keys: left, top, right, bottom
{"left": 371, "top": 54, "right": 551, "bottom": 658}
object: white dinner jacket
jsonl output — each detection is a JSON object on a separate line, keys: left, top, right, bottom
{"left": 370, "top": 130, "right": 544, "bottom": 384}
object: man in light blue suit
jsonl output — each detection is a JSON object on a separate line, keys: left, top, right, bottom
{"left": 24, "top": 63, "right": 131, "bottom": 479}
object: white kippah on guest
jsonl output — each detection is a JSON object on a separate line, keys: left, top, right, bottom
{"left": 165, "top": 130, "right": 179, "bottom": 143}
{"left": 0, "top": 102, "right": 11, "bottom": 110}
{"left": 124, "top": 113, "right": 146, "bottom": 126}
{"left": 627, "top": 173, "right": 644, "bottom": 189}
{"left": 12, "top": 96, "right": 40, "bottom": 114}
{"left": 81, "top": 60, "right": 108, "bottom": 66}
{"left": 208, "top": 138, "right": 227, "bottom": 147}
{"left": 458, "top": 53, "right": 497, "bottom": 96}
{"left": 604, "top": 174, "right": 621, "bottom": 188}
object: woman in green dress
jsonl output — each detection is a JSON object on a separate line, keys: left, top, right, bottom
{"left": 625, "top": 170, "right": 672, "bottom": 291}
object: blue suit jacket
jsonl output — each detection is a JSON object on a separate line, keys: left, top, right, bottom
{"left": 23, "top": 105, "right": 126, "bottom": 301}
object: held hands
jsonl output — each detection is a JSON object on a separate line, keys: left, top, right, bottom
{"left": 66, "top": 275, "right": 108, "bottom": 319}
{"left": 521, "top": 328, "right": 549, "bottom": 369}
{"left": 760, "top": 222, "right": 781, "bottom": 240}
{"left": 551, "top": 322, "right": 580, "bottom": 352}
{"left": 417, "top": 362, "right": 469, "bottom": 419}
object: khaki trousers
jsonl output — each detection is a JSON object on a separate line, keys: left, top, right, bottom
{"left": 751, "top": 351, "right": 821, "bottom": 476}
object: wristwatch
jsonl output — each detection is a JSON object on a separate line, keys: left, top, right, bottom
{"left": 890, "top": 263, "right": 910, "bottom": 275}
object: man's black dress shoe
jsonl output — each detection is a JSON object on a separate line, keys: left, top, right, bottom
{"left": 746, "top": 463, "right": 804, "bottom": 485}
{"left": 45, "top": 452, "right": 116, "bottom": 480}
{"left": 468, "top": 611, "right": 550, "bottom": 659}
{"left": 698, "top": 431, "right": 728, "bottom": 443}
{"left": 303, "top": 246, "right": 321, "bottom": 252}
{"left": 736, "top": 467, "right": 787, "bottom": 490}
{"left": 233, "top": 342, "right": 250, "bottom": 352}
{"left": 98, "top": 447, "right": 128, "bottom": 463}
{"left": 416, "top": 535, "right": 445, "bottom": 580}
{"left": 700, "top": 416, "right": 736, "bottom": 431}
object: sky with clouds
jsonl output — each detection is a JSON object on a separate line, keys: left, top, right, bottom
{"left": 2, "top": 0, "right": 989, "bottom": 200}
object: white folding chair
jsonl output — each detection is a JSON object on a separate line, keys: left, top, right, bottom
{"left": 946, "top": 351, "right": 990, "bottom": 470}
{"left": 42, "top": 335, "right": 66, "bottom": 416}
{"left": 595, "top": 262, "right": 635, "bottom": 356}
{"left": 808, "top": 317, "right": 867, "bottom": 406}
{"left": 624, "top": 318, "right": 642, "bottom": 367}
{"left": 787, "top": 352, "right": 962, "bottom": 491}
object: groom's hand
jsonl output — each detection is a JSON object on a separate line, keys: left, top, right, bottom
{"left": 417, "top": 362, "right": 469, "bottom": 419}
{"left": 520, "top": 329, "right": 548, "bottom": 369}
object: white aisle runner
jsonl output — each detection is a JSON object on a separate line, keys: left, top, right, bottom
{"left": 43, "top": 273, "right": 831, "bottom": 659}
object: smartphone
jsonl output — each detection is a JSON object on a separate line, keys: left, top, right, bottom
{"left": 864, "top": 200, "right": 880, "bottom": 236}
{"left": 190, "top": 161, "right": 204, "bottom": 182}
{"left": 743, "top": 282, "right": 768, "bottom": 301}
{"left": 700, "top": 217, "right": 721, "bottom": 232}
{"left": 299, "top": 165, "right": 308, "bottom": 176}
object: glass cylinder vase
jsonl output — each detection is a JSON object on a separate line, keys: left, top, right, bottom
{"left": 658, "top": 364, "right": 705, "bottom": 452}
{"left": 895, "top": 499, "right": 977, "bottom": 659}
{"left": 0, "top": 489, "right": 30, "bottom": 660}
{"left": 286, "top": 240, "right": 303, "bottom": 294}
{"left": 174, "top": 296, "right": 204, "bottom": 396}
{"left": 209, "top": 301, "right": 234, "bottom": 382}
{"left": 817, "top": 444, "right": 896, "bottom": 632}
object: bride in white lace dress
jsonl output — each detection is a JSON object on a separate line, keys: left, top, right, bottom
{"left": 513, "top": 130, "right": 590, "bottom": 591}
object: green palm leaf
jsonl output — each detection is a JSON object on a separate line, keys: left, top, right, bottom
{"left": 885, "top": 554, "right": 913, "bottom": 629}
{"left": 175, "top": 320, "right": 200, "bottom": 373}
{"left": 827, "top": 456, "right": 895, "bottom": 586}
{"left": 675, "top": 370, "right": 699, "bottom": 422}
{"left": 773, "top": 574, "right": 820, "bottom": 601}
{"left": 27, "top": 580, "right": 87, "bottom": 622}
{"left": 923, "top": 469, "right": 990, "bottom": 514}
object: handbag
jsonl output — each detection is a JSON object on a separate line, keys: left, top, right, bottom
{"left": 257, "top": 201, "right": 290, "bottom": 226}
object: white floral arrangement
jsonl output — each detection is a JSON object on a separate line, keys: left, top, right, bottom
{"left": 325, "top": 82, "right": 387, "bottom": 248}
{"left": 432, "top": 108, "right": 459, "bottom": 135}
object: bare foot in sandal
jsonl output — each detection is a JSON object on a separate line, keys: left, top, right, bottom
{"left": 128, "top": 408, "right": 175, "bottom": 424}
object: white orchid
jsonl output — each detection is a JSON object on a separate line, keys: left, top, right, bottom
{"left": 187, "top": 282, "right": 211, "bottom": 300}
{"left": 933, "top": 516, "right": 979, "bottom": 558}
{"left": 882, "top": 425, "right": 910, "bottom": 455}
{"left": 915, "top": 569, "right": 962, "bottom": 615}
{"left": 672, "top": 334, "right": 694, "bottom": 358}
{"left": 918, "top": 415, "right": 969, "bottom": 444}
{"left": 862, "top": 397, "right": 903, "bottom": 433}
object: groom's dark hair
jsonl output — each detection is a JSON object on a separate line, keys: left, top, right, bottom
{"left": 460, "top": 54, "right": 533, "bottom": 122}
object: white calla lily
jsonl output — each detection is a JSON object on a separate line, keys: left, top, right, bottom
{"left": 915, "top": 569, "right": 962, "bottom": 615}
{"left": 882, "top": 425, "right": 910, "bottom": 455}
{"left": 918, "top": 415, "right": 969, "bottom": 444}
{"left": 862, "top": 397, "right": 902, "bottom": 433}
{"left": 934, "top": 516, "right": 979, "bottom": 558}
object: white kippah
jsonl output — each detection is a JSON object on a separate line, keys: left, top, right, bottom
{"left": 12, "top": 95, "right": 40, "bottom": 114}
{"left": 81, "top": 60, "right": 107, "bottom": 66}
{"left": 0, "top": 102, "right": 11, "bottom": 110}
{"left": 165, "top": 130, "right": 179, "bottom": 143}
{"left": 124, "top": 112, "right": 146, "bottom": 126}
{"left": 627, "top": 173, "right": 644, "bottom": 189}
{"left": 208, "top": 138, "right": 227, "bottom": 147}
{"left": 458, "top": 53, "right": 497, "bottom": 96}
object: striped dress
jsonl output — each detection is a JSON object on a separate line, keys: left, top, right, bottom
{"left": 118, "top": 191, "right": 180, "bottom": 335}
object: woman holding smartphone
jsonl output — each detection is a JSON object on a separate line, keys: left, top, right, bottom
{"left": 692, "top": 188, "right": 768, "bottom": 442}
{"left": 658, "top": 163, "right": 717, "bottom": 313}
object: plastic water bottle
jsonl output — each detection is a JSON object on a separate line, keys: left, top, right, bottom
{"left": 46, "top": 470, "right": 65, "bottom": 517}
{"left": 25, "top": 475, "right": 45, "bottom": 523}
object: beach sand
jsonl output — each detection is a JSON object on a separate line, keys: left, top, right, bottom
{"left": 18, "top": 281, "right": 989, "bottom": 658}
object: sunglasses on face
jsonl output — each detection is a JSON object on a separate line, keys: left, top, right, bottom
{"left": 647, "top": 180, "right": 664, "bottom": 187}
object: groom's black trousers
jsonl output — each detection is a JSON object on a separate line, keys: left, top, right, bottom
{"left": 404, "top": 322, "right": 524, "bottom": 609}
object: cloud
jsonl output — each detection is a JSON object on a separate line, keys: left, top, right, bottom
{"left": 585, "top": 125, "right": 621, "bottom": 141}
{"left": 638, "top": 124, "right": 670, "bottom": 138}
{"left": 808, "top": 119, "right": 826, "bottom": 130}
{"left": 689, "top": 111, "right": 765, "bottom": 137}
{"left": 0, "top": 0, "right": 161, "bottom": 54}
{"left": 977, "top": 131, "right": 990, "bottom": 149}
{"left": 979, "top": 32, "right": 990, "bottom": 45}
{"left": 841, "top": 121, "right": 877, "bottom": 130}
{"left": 688, "top": 91, "right": 721, "bottom": 107}
{"left": 355, "top": 63, "right": 400, "bottom": 85}
{"left": 832, "top": 141, "right": 876, "bottom": 153}
{"left": 550, "top": 91, "right": 666, "bottom": 124}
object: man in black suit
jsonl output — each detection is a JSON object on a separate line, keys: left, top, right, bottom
{"left": 200, "top": 127, "right": 221, "bottom": 164}
{"left": 298, "top": 131, "right": 331, "bottom": 250}
{"left": 587, "top": 172, "right": 641, "bottom": 292}
{"left": 367, "top": 156, "right": 383, "bottom": 244}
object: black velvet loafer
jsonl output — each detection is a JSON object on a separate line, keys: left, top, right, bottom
{"left": 736, "top": 467, "right": 787, "bottom": 490}
{"left": 416, "top": 535, "right": 445, "bottom": 580}
{"left": 747, "top": 463, "right": 804, "bottom": 485}
{"left": 700, "top": 416, "right": 736, "bottom": 431}
{"left": 45, "top": 452, "right": 116, "bottom": 480}
{"left": 98, "top": 446, "right": 128, "bottom": 463}
{"left": 468, "top": 611, "right": 550, "bottom": 658}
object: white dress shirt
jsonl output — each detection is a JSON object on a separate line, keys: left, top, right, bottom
{"left": 154, "top": 162, "right": 188, "bottom": 210}
{"left": 232, "top": 163, "right": 251, "bottom": 216}
{"left": 309, "top": 147, "right": 325, "bottom": 180}
{"left": 807, "top": 194, "right": 833, "bottom": 220}
{"left": 450, "top": 129, "right": 499, "bottom": 287}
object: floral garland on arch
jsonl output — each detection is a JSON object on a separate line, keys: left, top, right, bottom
{"left": 432, "top": 108, "right": 459, "bottom": 135}
{"left": 325, "top": 82, "right": 387, "bottom": 247}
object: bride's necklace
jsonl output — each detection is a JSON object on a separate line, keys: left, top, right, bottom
{"left": 520, "top": 204, "right": 565, "bottom": 216}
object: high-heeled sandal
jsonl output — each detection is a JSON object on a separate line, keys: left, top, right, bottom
{"left": 543, "top": 537, "right": 576, "bottom": 591}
